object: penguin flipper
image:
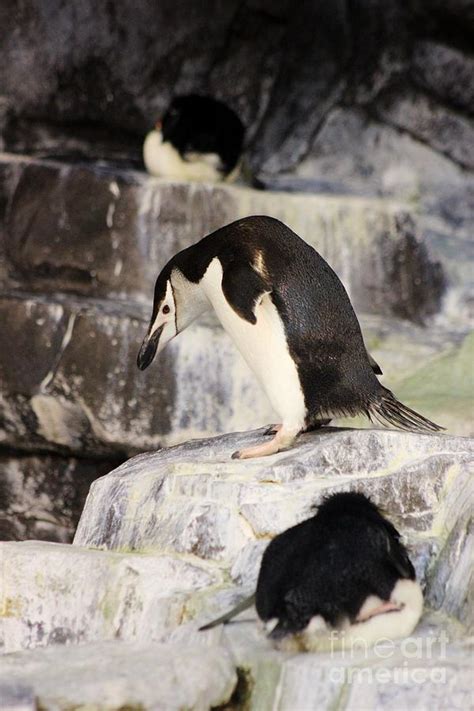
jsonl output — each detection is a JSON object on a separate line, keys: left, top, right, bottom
{"left": 222, "top": 261, "right": 270, "bottom": 324}
{"left": 199, "top": 593, "right": 256, "bottom": 631}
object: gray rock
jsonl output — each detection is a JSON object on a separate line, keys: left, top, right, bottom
{"left": 1, "top": 426, "right": 472, "bottom": 708}
{"left": 0, "top": 291, "right": 274, "bottom": 457}
{"left": 0, "top": 541, "right": 222, "bottom": 653}
{"left": 1, "top": 0, "right": 471, "bottom": 185}
{"left": 412, "top": 41, "right": 474, "bottom": 114}
{"left": 0, "top": 683, "right": 34, "bottom": 711}
{"left": 375, "top": 89, "right": 474, "bottom": 171}
{"left": 0, "top": 156, "right": 447, "bottom": 322}
{"left": 74, "top": 427, "right": 473, "bottom": 556}
{"left": 0, "top": 452, "right": 120, "bottom": 542}
{"left": 0, "top": 641, "right": 237, "bottom": 711}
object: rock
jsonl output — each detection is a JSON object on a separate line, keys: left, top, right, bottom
{"left": 0, "top": 452, "right": 120, "bottom": 542}
{"left": 0, "top": 534, "right": 439, "bottom": 655}
{"left": 375, "top": 89, "right": 474, "bottom": 171}
{"left": 411, "top": 41, "right": 474, "bottom": 114}
{"left": 1, "top": 427, "right": 472, "bottom": 708}
{"left": 0, "top": 156, "right": 447, "bottom": 321}
{"left": 1, "top": 0, "right": 472, "bottom": 186}
{"left": 0, "top": 541, "right": 222, "bottom": 653}
{"left": 0, "top": 641, "right": 237, "bottom": 711}
{"left": 0, "top": 292, "right": 275, "bottom": 458}
{"left": 0, "top": 683, "right": 35, "bottom": 711}
{"left": 74, "top": 427, "right": 473, "bottom": 555}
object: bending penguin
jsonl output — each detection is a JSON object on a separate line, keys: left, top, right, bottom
{"left": 199, "top": 492, "right": 424, "bottom": 650}
{"left": 143, "top": 94, "right": 245, "bottom": 183}
{"left": 137, "top": 215, "right": 442, "bottom": 459}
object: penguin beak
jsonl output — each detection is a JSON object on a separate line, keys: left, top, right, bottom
{"left": 137, "top": 326, "right": 163, "bottom": 370}
{"left": 155, "top": 120, "right": 162, "bottom": 131}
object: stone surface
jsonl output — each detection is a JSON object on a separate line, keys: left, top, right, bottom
{"left": 0, "top": 292, "right": 275, "bottom": 458}
{"left": 1, "top": 427, "right": 472, "bottom": 708}
{"left": 0, "top": 156, "right": 447, "bottom": 321}
{"left": 0, "top": 641, "right": 237, "bottom": 711}
{"left": 74, "top": 428, "right": 473, "bottom": 556}
{"left": 0, "top": 541, "right": 222, "bottom": 653}
{"left": 1, "top": 1, "right": 472, "bottom": 183}
{"left": 0, "top": 451, "right": 120, "bottom": 542}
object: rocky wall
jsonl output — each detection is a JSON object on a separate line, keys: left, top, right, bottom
{"left": 0, "top": 427, "right": 472, "bottom": 709}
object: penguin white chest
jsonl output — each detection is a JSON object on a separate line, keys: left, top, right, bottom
{"left": 143, "top": 130, "right": 223, "bottom": 182}
{"left": 200, "top": 258, "right": 306, "bottom": 428}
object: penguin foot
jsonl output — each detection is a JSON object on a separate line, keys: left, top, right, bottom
{"left": 263, "top": 424, "right": 282, "bottom": 436}
{"left": 356, "top": 601, "right": 402, "bottom": 622}
{"left": 232, "top": 427, "right": 298, "bottom": 459}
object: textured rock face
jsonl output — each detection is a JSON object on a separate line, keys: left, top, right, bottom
{"left": 73, "top": 428, "right": 473, "bottom": 554}
{"left": 1, "top": 155, "right": 470, "bottom": 471}
{"left": 1, "top": 2, "right": 472, "bottom": 184}
{"left": 0, "top": 156, "right": 447, "bottom": 320}
{"left": 0, "top": 641, "right": 237, "bottom": 711}
{"left": 0, "top": 428, "right": 472, "bottom": 709}
{"left": 0, "top": 452, "right": 120, "bottom": 542}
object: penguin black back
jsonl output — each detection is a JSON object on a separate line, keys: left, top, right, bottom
{"left": 256, "top": 491, "right": 416, "bottom": 638}
{"left": 161, "top": 95, "right": 245, "bottom": 175}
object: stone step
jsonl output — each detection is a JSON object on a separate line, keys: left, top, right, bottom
{"left": 74, "top": 428, "right": 473, "bottom": 557}
{"left": 0, "top": 534, "right": 437, "bottom": 656}
{"left": 0, "top": 640, "right": 237, "bottom": 711}
{"left": 0, "top": 451, "right": 120, "bottom": 542}
{"left": 0, "top": 541, "right": 223, "bottom": 654}
{"left": 0, "top": 289, "right": 471, "bottom": 463}
{"left": 0, "top": 428, "right": 472, "bottom": 709}
{"left": 0, "top": 154, "right": 446, "bottom": 323}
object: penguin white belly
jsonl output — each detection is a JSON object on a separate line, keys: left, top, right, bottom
{"left": 143, "top": 130, "right": 222, "bottom": 182}
{"left": 201, "top": 258, "right": 306, "bottom": 429}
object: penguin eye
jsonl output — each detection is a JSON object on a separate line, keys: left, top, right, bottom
{"left": 162, "top": 304, "right": 170, "bottom": 315}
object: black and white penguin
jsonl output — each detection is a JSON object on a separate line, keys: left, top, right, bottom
{"left": 143, "top": 95, "right": 245, "bottom": 182}
{"left": 137, "top": 216, "right": 442, "bottom": 459}
{"left": 200, "top": 492, "right": 423, "bottom": 650}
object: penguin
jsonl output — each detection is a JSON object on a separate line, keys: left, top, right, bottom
{"left": 199, "top": 492, "right": 424, "bottom": 650}
{"left": 137, "top": 215, "right": 442, "bottom": 459}
{"left": 143, "top": 95, "right": 245, "bottom": 183}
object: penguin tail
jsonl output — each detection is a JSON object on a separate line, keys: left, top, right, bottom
{"left": 198, "top": 593, "right": 256, "bottom": 632}
{"left": 368, "top": 388, "right": 444, "bottom": 434}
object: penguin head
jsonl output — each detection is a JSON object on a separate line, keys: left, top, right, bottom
{"left": 137, "top": 272, "right": 177, "bottom": 370}
{"left": 137, "top": 265, "right": 210, "bottom": 370}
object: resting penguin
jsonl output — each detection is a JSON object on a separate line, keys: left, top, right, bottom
{"left": 199, "top": 492, "right": 424, "bottom": 650}
{"left": 137, "top": 215, "right": 442, "bottom": 459}
{"left": 143, "top": 94, "right": 245, "bottom": 182}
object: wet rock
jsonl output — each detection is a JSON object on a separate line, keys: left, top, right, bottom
{"left": 1, "top": 0, "right": 471, "bottom": 186}
{"left": 0, "top": 641, "right": 237, "bottom": 711}
{"left": 0, "top": 452, "right": 120, "bottom": 542}
{"left": 0, "top": 426, "right": 472, "bottom": 708}
{"left": 0, "top": 292, "right": 274, "bottom": 457}
{"left": 0, "top": 156, "right": 447, "bottom": 322}
{"left": 411, "top": 41, "right": 474, "bottom": 114}
{"left": 0, "top": 541, "right": 221, "bottom": 653}
{"left": 74, "top": 428, "right": 474, "bottom": 557}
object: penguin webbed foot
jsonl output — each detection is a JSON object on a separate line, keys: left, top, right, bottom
{"left": 356, "top": 601, "right": 403, "bottom": 623}
{"left": 232, "top": 426, "right": 299, "bottom": 460}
